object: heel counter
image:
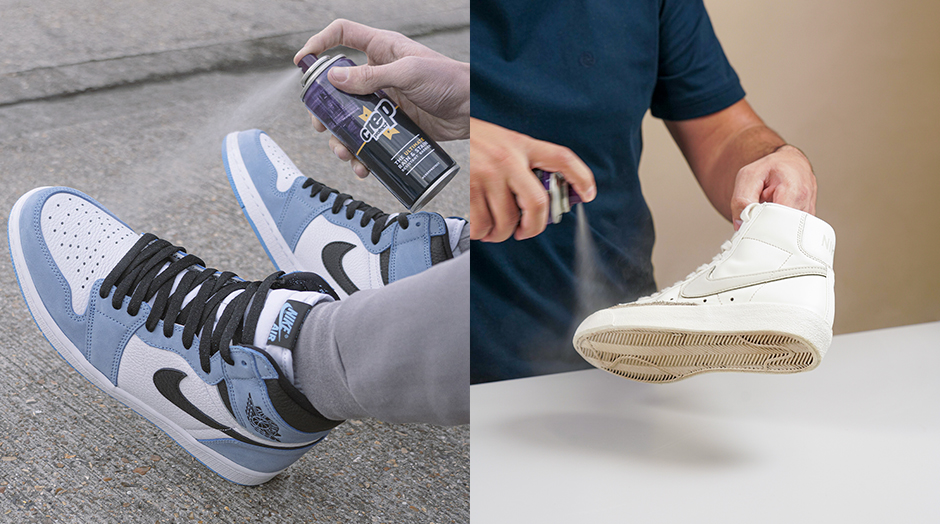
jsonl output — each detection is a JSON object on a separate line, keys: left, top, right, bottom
{"left": 799, "top": 214, "right": 836, "bottom": 268}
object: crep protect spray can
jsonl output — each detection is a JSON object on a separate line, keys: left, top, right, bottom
{"left": 534, "top": 169, "right": 583, "bottom": 224}
{"left": 298, "top": 54, "right": 460, "bottom": 211}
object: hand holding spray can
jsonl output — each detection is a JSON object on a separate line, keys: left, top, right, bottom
{"left": 535, "top": 169, "right": 583, "bottom": 224}
{"left": 298, "top": 54, "right": 460, "bottom": 211}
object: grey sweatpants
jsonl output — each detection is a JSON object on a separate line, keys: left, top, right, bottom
{"left": 293, "top": 252, "right": 469, "bottom": 426}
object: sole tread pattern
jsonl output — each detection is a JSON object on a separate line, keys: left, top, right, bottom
{"left": 576, "top": 330, "right": 818, "bottom": 383}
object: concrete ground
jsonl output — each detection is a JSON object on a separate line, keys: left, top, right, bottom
{"left": 0, "top": 2, "right": 468, "bottom": 523}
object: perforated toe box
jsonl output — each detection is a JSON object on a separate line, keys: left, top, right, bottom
{"left": 39, "top": 192, "right": 139, "bottom": 315}
{"left": 260, "top": 132, "right": 305, "bottom": 192}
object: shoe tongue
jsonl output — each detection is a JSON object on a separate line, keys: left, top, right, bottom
{"left": 444, "top": 217, "right": 467, "bottom": 255}
{"left": 252, "top": 289, "right": 331, "bottom": 384}
{"left": 740, "top": 202, "right": 761, "bottom": 223}
{"left": 161, "top": 262, "right": 330, "bottom": 384}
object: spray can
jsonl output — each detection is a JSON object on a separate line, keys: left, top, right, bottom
{"left": 298, "top": 54, "right": 459, "bottom": 212}
{"left": 535, "top": 169, "right": 582, "bottom": 224}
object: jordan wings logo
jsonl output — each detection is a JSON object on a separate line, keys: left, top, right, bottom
{"left": 246, "top": 393, "right": 281, "bottom": 441}
{"left": 322, "top": 241, "right": 360, "bottom": 296}
{"left": 267, "top": 300, "right": 312, "bottom": 350}
{"left": 153, "top": 369, "right": 307, "bottom": 449}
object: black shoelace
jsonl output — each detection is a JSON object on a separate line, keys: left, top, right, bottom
{"left": 101, "top": 233, "right": 280, "bottom": 374}
{"left": 302, "top": 178, "right": 409, "bottom": 244}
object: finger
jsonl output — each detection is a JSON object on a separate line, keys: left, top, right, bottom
{"left": 294, "top": 19, "right": 388, "bottom": 64}
{"left": 763, "top": 174, "right": 817, "bottom": 215}
{"left": 326, "top": 135, "right": 368, "bottom": 178}
{"left": 311, "top": 114, "right": 326, "bottom": 132}
{"left": 731, "top": 167, "right": 765, "bottom": 230}
{"left": 506, "top": 171, "right": 549, "bottom": 240}
{"left": 328, "top": 136, "right": 355, "bottom": 162}
{"left": 350, "top": 159, "right": 370, "bottom": 179}
{"left": 481, "top": 181, "right": 521, "bottom": 243}
{"left": 469, "top": 182, "right": 493, "bottom": 240}
{"left": 525, "top": 141, "right": 596, "bottom": 202}
{"left": 327, "top": 59, "right": 421, "bottom": 96}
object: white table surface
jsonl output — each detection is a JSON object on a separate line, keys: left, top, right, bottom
{"left": 471, "top": 322, "right": 940, "bottom": 523}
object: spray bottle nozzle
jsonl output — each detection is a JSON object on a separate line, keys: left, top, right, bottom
{"left": 534, "top": 169, "right": 583, "bottom": 224}
{"left": 297, "top": 54, "right": 318, "bottom": 74}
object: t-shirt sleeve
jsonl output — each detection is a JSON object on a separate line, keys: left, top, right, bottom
{"left": 649, "top": 0, "right": 746, "bottom": 121}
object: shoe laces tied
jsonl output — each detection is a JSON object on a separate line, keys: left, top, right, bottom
{"left": 100, "top": 233, "right": 283, "bottom": 374}
{"left": 302, "top": 178, "right": 409, "bottom": 244}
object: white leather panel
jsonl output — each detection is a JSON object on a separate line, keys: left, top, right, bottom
{"left": 41, "top": 193, "right": 139, "bottom": 315}
{"left": 117, "top": 336, "right": 240, "bottom": 433}
{"left": 750, "top": 276, "right": 829, "bottom": 319}
{"left": 294, "top": 215, "right": 381, "bottom": 293}
{"left": 799, "top": 214, "right": 837, "bottom": 268}
{"left": 260, "top": 133, "right": 305, "bottom": 192}
{"left": 712, "top": 237, "right": 791, "bottom": 278}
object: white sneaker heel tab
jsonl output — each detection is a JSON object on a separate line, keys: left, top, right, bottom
{"left": 799, "top": 213, "right": 837, "bottom": 268}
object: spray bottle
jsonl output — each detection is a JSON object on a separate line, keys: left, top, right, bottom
{"left": 534, "top": 169, "right": 583, "bottom": 224}
{"left": 297, "top": 53, "right": 460, "bottom": 211}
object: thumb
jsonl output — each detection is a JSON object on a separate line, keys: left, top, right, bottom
{"left": 328, "top": 63, "right": 405, "bottom": 95}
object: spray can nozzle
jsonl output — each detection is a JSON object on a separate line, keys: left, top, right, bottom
{"left": 297, "top": 54, "right": 318, "bottom": 74}
{"left": 535, "top": 169, "right": 583, "bottom": 224}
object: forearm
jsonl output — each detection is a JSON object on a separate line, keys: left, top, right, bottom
{"left": 666, "top": 99, "right": 815, "bottom": 225}
{"left": 696, "top": 124, "right": 785, "bottom": 221}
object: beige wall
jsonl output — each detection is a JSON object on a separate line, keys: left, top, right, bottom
{"left": 639, "top": 0, "right": 940, "bottom": 334}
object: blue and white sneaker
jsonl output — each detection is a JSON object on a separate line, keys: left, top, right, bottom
{"left": 8, "top": 187, "right": 344, "bottom": 485}
{"left": 223, "top": 129, "right": 466, "bottom": 298}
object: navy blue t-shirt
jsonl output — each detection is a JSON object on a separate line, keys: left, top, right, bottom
{"left": 470, "top": 0, "right": 746, "bottom": 383}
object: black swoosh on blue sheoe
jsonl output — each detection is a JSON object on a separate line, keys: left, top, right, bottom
{"left": 321, "top": 241, "right": 359, "bottom": 295}
{"left": 152, "top": 368, "right": 313, "bottom": 450}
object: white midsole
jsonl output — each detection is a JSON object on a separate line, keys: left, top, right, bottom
{"left": 224, "top": 132, "right": 302, "bottom": 273}
{"left": 8, "top": 188, "right": 286, "bottom": 486}
{"left": 573, "top": 302, "right": 832, "bottom": 359}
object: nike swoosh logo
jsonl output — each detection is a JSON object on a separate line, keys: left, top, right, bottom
{"left": 322, "top": 241, "right": 360, "bottom": 295}
{"left": 152, "top": 368, "right": 312, "bottom": 450}
{"left": 680, "top": 266, "right": 828, "bottom": 299}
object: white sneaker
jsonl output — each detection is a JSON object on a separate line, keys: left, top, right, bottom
{"left": 573, "top": 203, "right": 836, "bottom": 383}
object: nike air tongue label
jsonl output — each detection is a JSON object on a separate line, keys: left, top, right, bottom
{"left": 267, "top": 299, "right": 312, "bottom": 350}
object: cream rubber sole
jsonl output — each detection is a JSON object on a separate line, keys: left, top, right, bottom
{"left": 572, "top": 302, "right": 832, "bottom": 383}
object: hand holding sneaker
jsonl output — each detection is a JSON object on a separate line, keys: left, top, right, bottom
{"left": 730, "top": 144, "right": 817, "bottom": 230}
